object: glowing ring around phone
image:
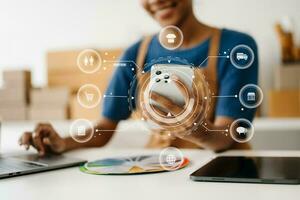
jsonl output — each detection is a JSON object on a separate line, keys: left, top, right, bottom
{"left": 128, "top": 56, "right": 211, "bottom": 134}
{"left": 143, "top": 69, "right": 197, "bottom": 123}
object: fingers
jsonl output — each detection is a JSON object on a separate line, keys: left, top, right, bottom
{"left": 19, "top": 132, "right": 33, "bottom": 150}
{"left": 150, "top": 92, "right": 183, "bottom": 116}
{"left": 151, "top": 105, "right": 168, "bottom": 116}
{"left": 32, "top": 123, "right": 53, "bottom": 156}
{"left": 145, "top": 73, "right": 204, "bottom": 136}
{"left": 43, "top": 137, "right": 51, "bottom": 146}
{"left": 19, "top": 123, "right": 60, "bottom": 156}
{"left": 171, "top": 75, "right": 191, "bottom": 103}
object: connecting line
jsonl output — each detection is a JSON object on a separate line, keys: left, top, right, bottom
{"left": 103, "top": 60, "right": 139, "bottom": 68}
{"left": 201, "top": 124, "right": 229, "bottom": 132}
{"left": 211, "top": 95, "right": 238, "bottom": 98}
{"left": 199, "top": 55, "right": 229, "bottom": 67}
{"left": 95, "top": 129, "right": 130, "bottom": 132}
{"left": 103, "top": 95, "right": 128, "bottom": 98}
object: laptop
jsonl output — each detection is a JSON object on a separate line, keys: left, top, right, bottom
{"left": 190, "top": 156, "right": 300, "bottom": 184}
{"left": 0, "top": 123, "right": 86, "bottom": 179}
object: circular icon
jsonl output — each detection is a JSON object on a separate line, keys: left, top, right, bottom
{"left": 239, "top": 84, "right": 263, "bottom": 109}
{"left": 159, "top": 147, "right": 184, "bottom": 171}
{"left": 77, "top": 49, "right": 102, "bottom": 74}
{"left": 69, "top": 119, "right": 94, "bottom": 143}
{"left": 230, "top": 118, "right": 254, "bottom": 143}
{"left": 230, "top": 44, "right": 254, "bottom": 69}
{"left": 77, "top": 84, "right": 101, "bottom": 109}
{"left": 159, "top": 25, "right": 183, "bottom": 50}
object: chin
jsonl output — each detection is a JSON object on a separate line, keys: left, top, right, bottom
{"left": 156, "top": 17, "right": 181, "bottom": 27}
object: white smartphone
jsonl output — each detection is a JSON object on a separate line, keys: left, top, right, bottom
{"left": 149, "top": 64, "right": 194, "bottom": 109}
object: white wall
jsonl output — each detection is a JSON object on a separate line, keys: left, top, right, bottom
{"left": 0, "top": 0, "right": 299, "bottom": 115}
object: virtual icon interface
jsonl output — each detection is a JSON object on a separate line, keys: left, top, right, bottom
{"left": 247, "top": 92, "right": 256, "bottom": 101}
{"left": 159, "top": 26, "right": 183, "bottom": 50}
{"left": 230, "top": 44, "right": 254, "bottom": 69}
{"left": 236, "top": 52, "right": 248, "bottom": 61}
{"left": 166, "top": 33, "right": 176, "bottom": 44}
{"left": 77, "top": 84, "right": 101, "bottom": 109}
{"left": 85, "top": 91, "right": 95, "bottom": 102}
{"left": 159, "top": 147, "right": 184, "bottom": 171}
{"left": 77, "top": 126, "right": 86, "bottom": 136}
{"left": 166, "top": 154, "right": 177, "bottom": 166}
{"left": 239, "top": 84, "right": 263, "bottom": 109}
{"left": 236, "top": 126, "right": 248, "bottom": 138}
{"left": 69, "top": 119, "right": 94, "bottom": 143}
{"left": 230, "top": 118, "right": 254, "bottom": 143}
{"left": 83, "top": 55, "right": 95, "bottom": 67}
{"left": 77, "top": 49, "right": 102, "bottom": 74}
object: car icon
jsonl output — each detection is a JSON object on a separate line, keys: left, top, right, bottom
{"left": 236, "top": 53, "right": 248, "bottom": 61}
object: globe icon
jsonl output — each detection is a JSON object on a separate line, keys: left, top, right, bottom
{"left": 166, "top": 154, "right": 177, "bottom": 166}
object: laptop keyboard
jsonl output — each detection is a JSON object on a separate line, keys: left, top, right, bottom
{"left": 0, "top": 158, "right": 43, "bottom": 174}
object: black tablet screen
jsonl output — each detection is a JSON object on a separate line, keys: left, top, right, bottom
{"left": 190, "top": 156, "right": 300, "bottom": 184}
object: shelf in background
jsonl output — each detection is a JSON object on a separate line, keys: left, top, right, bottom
{"left": 253, "top": 117, "right": 300, "bottom": 131}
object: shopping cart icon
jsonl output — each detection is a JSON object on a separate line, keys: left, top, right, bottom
{"left": 85, "top": 92, "right": 94, "bottom": 102}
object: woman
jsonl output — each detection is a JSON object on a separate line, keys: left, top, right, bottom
{"left": 19, "top": 0, "right": 258, "bottom": 155}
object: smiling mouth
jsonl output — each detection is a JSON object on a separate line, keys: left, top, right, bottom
{"left": 151, "top": 1, "right": 178, "bottom": 18}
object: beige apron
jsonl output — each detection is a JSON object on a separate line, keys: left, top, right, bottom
{"left": 135, "top": 28, "right": 250, "bottom": 150}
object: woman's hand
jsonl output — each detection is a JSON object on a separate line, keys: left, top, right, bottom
{"left": 146, "top": 75, "right": 202, "bottom": 135}
{"left": 139, "top": 72, "right": 237, "bottom": 151}
{"left": 18, "top": 123, "right": 66, "bottom": 156}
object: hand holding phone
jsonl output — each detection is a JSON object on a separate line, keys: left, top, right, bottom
{"left": 149, "top": 64, "right": 194, "bottom": 116}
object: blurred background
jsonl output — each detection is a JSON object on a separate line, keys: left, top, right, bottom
{"left": 0, "top": 0, "right": 299, "bottom": 150}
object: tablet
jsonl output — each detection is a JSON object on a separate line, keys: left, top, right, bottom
{"left": 190, "top": 156, "right": 300, "bottom": 184}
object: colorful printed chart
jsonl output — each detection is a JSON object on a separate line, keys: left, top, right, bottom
{"left": 80, "top": 155, "right": 189, "bottom": 175}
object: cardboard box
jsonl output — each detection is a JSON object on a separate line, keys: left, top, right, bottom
{"left": 268, "top": 90, "right": 300, "bottom": 117}
{"left": 0, "top": 105, "right": 27, "bottom": 120}
{"left": 3, "top": 70, "right": 31, "bottom": 89}
{"left": 69, "top": 95, "right": 100, "bottom": 120}
{"left": 28, "top": 105, "right": 69, "bottom": 120}
{"left": 47, "top": 73, "right": 111, "bottom": 93}
{"left": 275, "top": 65, "right": 300, "bottom": 90}
{"left": 2, "top": 70, "right": 31, "bottom": 104}
{"left": 0, "top": 88, "right": 27, "bottom": 105}
{"left": 30, "top": 87, "right": 69, "bottom": 106}
{"left": 0, "top": 70, "right": 31, "bottom": 120}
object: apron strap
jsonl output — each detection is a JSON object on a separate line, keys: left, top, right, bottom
{"left": 204, "top": 28, "right": 221, "bottom": 121}
{"left": 136, "top": 35, "right": 153, "bottom": 78}
{"left": 207, "top": 28, "right": 221, "bottom": 89}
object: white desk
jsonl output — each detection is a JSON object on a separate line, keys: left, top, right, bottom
{"left": 0, "top": 121, "right": 300, "bottom": 200}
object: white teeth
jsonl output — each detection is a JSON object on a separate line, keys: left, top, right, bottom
{"left": 157, "top": 5, "right": 172, "bottom": 12}
{"left": 154, "top": 2, "right": 176, "bottom": 12}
